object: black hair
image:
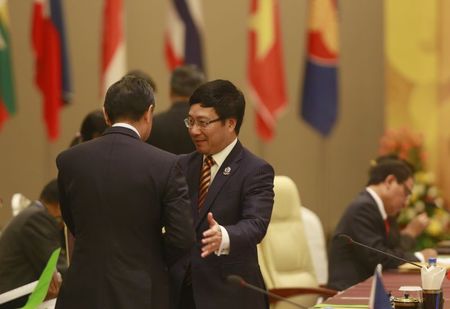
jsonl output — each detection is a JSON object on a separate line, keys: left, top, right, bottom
{"left": 127, "top": 69, "right": 157, "bottom": 93}
{"left": 39, "top": 179, "right": 59, "bottom": 205}
{"left": 80, "top": 110, "right": 107, "bottom": 142}
{"left": 189, "top": 79, "right": 245, "bottom": 134}
{"left": 171, "top": 65, "right": 205, "bottom": 97}
{"left": 367, "top": 154, "right": 413, "bottom": 186}
{"left": 104, "top": 75, "right": 154, "bottom": 123}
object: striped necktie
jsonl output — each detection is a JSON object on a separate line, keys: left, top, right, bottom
{"left": 198, "top": 156, "right": 214, "bottom": 210}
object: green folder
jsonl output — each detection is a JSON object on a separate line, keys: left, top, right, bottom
{"left": 21, "top": 248, "right": 61, "bottom": 309}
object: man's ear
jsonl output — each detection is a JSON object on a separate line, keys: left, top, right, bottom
{"left": 144, "top": 105, "right": 154, "bottom": 123}
{"left": 385, "top": 174, "right": 396, "bottom": 189}
{"left": 227, "top": 118, "right": 237, "bottom": 132}
{"left": 103, "top": 107, "right": 112, "bottom": 126}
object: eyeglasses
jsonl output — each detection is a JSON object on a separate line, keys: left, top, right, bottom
{"left": 402, "top": 183, "right": 413, "bottom": 197}
{"left": 184, "top": 117, "right": 222, "bottom": 129}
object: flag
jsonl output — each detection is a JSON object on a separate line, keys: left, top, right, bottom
{"left": 164, "top": 0, "right": 205, "bottom": 71}
{"left": 0, "top": 0, "right": 16, "bottom": 130}
{"left": 101, "top": 0, "right": 126, "bottom": 96}
{"left": 248, "top": 0, "right": 287, "bottom": 141}
{"left": 369, "top": 265, "right": 392, "bottom": 309}
{"left": 301, "top": 0, "right": 339, "bottom": 136}
{"left": 32, "top": 0, "right": 71, "bottom": 141}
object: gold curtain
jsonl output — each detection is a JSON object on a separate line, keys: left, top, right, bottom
{"left": 385, "top": 0, "right": 450, "bottom": 203}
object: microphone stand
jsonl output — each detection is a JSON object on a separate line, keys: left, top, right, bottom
{"left": 227, "top": 275, "right": 307, "bottom": 309}
{"left": 338, "top": 234, "right": 423, "bottom": 269}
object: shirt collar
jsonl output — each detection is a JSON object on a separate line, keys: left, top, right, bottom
{"left": 112, "top": 123, "right": 141, "bottom": 138}
{"left": 366, "top": 187, "right": 387, "bottom": 220}
{"left": 205, "top": 138, "right": 238, "bottom": 169}
{"left": 35, "top": 200, "right": 44, "bottom": 209}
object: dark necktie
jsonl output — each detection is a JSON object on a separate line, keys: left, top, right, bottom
{"left": 198, "top": 156, "right": 214, "bottom": 210}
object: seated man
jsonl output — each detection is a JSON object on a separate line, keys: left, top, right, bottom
{"left": 327, "top": 156, "right": 437, "bottom": 291}
{"left": 0, "top": 179, "right": 65, "bottom": 295}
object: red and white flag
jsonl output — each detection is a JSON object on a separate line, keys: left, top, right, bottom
{"left": 248, "top": 0, "right": 287, "bottom": 141}
{"left": 31, "top": 0, "right": 71, "bottom": 141}
{"left": 101, "top": 0, "right": 126, "bottom": 96}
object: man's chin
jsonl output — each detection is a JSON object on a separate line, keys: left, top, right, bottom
{"left": 194, "top": 143, "right": 208, "bottom": 153}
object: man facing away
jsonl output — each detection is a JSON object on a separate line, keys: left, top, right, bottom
{"left": 171, "top": 79, "right": 275, "bottom": 309}
{"left": 327, "top": 156, "right": 437, "bottom": 291}
{"left": 55, "top": 75, "right": 195, "bottom": 309}
{"left": 147, "top": 65, "right": 205, "bottom": 154}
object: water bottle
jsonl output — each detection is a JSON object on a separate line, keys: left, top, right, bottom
{"left": 428, "top": 257, "right": 437, "bottom": 269}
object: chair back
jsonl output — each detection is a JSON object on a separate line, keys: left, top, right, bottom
{"left": 301, "top": 207, "right": 328, "bottom": 285}
{"left": 258, "top": 176, "right": 319, "bottom": 308}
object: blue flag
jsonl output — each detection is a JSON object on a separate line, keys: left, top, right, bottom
{"left": 301, "top": 0, "right": 339, "bottom": 136}
{"left": 369, "top": 266, "right": 392, "bottom": 309}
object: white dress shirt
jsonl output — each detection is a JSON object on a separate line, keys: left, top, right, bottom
{"left": 205, "top": 138, "right": 238, "bottom": 256}
{"left": 366, "top": 187, "right": 424, "bottom": 262}
{"left": 112, "top": 123, "right": 140, "bottom": 138}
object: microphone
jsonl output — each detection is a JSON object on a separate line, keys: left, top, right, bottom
{"left": 226, "top": 275, "right": 307, "bottom": 309}
{"left": 338, "top": 234, "right": 423, "bottom": 269}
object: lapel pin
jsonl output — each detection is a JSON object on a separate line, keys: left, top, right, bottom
{"left": 223, "top": 167, "right": 231, "bottom": 176}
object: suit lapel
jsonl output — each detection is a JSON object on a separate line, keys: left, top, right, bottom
{"left": 186, "top": 153, "right": 203, "bottom": 221}
{"left": 196, "top": 142, "right": 244, "bottom": 229}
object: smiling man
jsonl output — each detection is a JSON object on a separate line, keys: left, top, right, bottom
{"left": 171, "top": 79, "right": 275, "bottom": 309}
{"left": 327, "top": 156, "right": 437, "bottom": 291}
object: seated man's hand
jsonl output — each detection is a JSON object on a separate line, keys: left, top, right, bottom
{"left": 45, "top": 271, "right": 62, "bottom": 300}
{"left": 402, "top": 213, "right": 430, "bottom": 238}
{"left": 421, "top": 248, "right": 438, "bottom": 262}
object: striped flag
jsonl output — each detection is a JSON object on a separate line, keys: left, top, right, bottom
{"left": 101, "top": 0, "right": 126, "bottom": 96}
{"left": 32, "top": 0, "right": 71, "bottom": 141}
{"left": 301, "top": 0, "right": 339, "bottom": 136}
{"left": 248, "top": 0, "right": 287, "bottom": 141}
{"left": 0, "top": 0, "right": 16, "bottom": 130}
{"left": 164, "top": 0, "right": 205, "bottom": 71}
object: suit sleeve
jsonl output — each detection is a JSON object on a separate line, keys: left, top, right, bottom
{"left": 21, "top": 212, "right": 61, "bottom": 276}
{"left": 350, "top": 206, "right": 419, "bottom": 270}
{"left": 223, "top": 163, "right": 275, "bottom": 253}
{"left": 57, "top": 156, "right": 75, "bottom": 236}
{"left": 162, "top": 161, "right": 195, "bottom": 266}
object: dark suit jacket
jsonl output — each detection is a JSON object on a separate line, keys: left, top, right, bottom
{"left": 171, "top": 141, "right": 274, "bottom": 309}
{"left": 327, "top": 190, "right": 419, "bottom": 291}
{"left": 146, "top": 102, "right": 195, "bottom": 154}
{"left": 55, "top": 126, "right": 195, "bottom": 309}
{"left": 0, "top": 202, "right": 63, "bottom": 294}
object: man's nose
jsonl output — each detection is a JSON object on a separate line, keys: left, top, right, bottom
{"left": 189, "top": 125, "right": 202, "bottom": 135}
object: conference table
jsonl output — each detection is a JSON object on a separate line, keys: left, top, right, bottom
{"left": 319, "top": 270, "right": 450, "bottom": 308}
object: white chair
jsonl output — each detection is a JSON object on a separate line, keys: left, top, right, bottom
{"left": 258, "top": 176, "right": 335, "bottom": 309}
{"left": 301, "top": 207, "right": 328, "bottom": 286}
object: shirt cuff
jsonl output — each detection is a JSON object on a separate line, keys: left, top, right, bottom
{"left": 215, "top": 225, "right": 230, "bottom": 256}
{"left": 414, "top": 251, "right": 425, "bottom": 263}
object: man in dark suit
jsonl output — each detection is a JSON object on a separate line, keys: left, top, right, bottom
{"left": 0, "top": 179, "right": 64, "bottom": 295}
{"left": 147, "top": 65, "right": 205, "bottom": 154}
{"left": 171, "top": 79, "right": 274, "bottom": 309}
{"left": 0, "top": 180, "right": 64, "bottom": 308}
{"left": 56, "top": 75, "right": 195, "bottom": 309}
{"left": 327, "top": 156, "right": 437, "bottom": 291}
